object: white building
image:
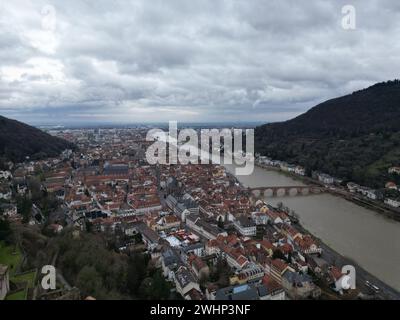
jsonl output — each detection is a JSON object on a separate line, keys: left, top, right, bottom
{"left": 385, "top": 198, "right": 400, "bottom": 208}
{"left": 233, "top": 216, "right": 257, "bottom": 236}
{"left": 186, "top": 214, "right": 227, "bottom": 240}
{"left": 388, "top": 167, "right": 400, "bottom": 175}
{"left": 318, "top": 173, "right": 334, "bottom": 185}
{"left": 364, "top": 189, "right": 377, "bottom": 200}
{"left": 251, "top": 212, "right": 270, "bottom": 225}
{"left": 295, "top": 166, "right": 306, "bottom": 176}
{"left": 174, "top": 266, "right": 201, "bottom": 298}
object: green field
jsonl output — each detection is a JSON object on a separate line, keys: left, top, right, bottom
{"left": 0, "top": 241, "right": 22, "bottom": 274}
{"left": 0, "top": 241, "right": 36, "bottom": 300}
{"left": 14, "top": 271, "right": 36, "bottom": 288}
{"left": 5, "top": 289, "right": 26, "bottom": 300}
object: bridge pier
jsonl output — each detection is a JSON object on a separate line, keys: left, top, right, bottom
{"left": 249, "top": 185, "right": 324, "bottom": 198}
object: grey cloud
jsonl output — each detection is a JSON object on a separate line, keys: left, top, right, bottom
{"left": 0, "top": 0, "right": 400, "bottom": 124}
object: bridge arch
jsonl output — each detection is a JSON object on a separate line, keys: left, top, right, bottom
{"left": 252, "top": 189, "right": 261, "bottom": 197}
{"left": 301, "top": 188, "right": 310, "bottom": 195}
{"left": 248, "top": 185, "right": 324, "bottom": 198}
{"left": 276, "top": 188, "right": 286, "bottom": 197}
{"left": 264, "top": 189, "right": 273, "bottom": 197}
{"left": 311, "top": 187, "right": 321, "bottom": 194}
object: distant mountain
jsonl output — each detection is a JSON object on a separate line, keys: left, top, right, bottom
{"left": 0, "top": 115, "right": 74, "bottom": 164}
{"left": 255, "top": 80, "right": 400, "bottom": 189}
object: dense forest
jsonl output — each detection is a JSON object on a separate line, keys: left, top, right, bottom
{"left": 55, "top": 231, "right": 171, "bottom": 300}
{"left": 255, "top": 80, "right": 400, "bottom": 189}
{"left": 0, "top": 115, "right": 74, "bottom": 164}
{"left": 4, "top": 224, "right": 173, "bottom": 300}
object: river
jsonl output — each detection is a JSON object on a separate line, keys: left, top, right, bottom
{"left": 225, "top": 164, "right": 400, "bottom": 292}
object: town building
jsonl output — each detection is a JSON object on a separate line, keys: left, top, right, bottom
{"left": 384, "top": 198, "right": 400, "bottom": 208}
{"left": 281, "top": 270, "right": 321, "bottom": 299}
{"left": 233, "top": 216, "right": 256, "bottom": 236}
{"left": 388, "top": 167, "right": 400, "bottom": 175}
{"left": 174, "top": 266, "right": 202, "bottom": 299}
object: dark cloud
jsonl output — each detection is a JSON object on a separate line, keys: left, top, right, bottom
{"left": 0, "top": 0, "right": 399, "bottom": 124}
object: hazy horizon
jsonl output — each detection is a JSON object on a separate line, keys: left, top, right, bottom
{"left": 25, "top": 119, "right": 265, "bottom": 128}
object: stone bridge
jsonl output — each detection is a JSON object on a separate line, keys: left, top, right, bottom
{"left": 248, "top": 185, "right": 325, "bottom": 198}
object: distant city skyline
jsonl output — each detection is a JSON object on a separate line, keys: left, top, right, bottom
{"left": 1, "top": 0, "right": 400, "bottom": 124}
{"left": 33, "top": 121, "right": 265, "bottom": 128}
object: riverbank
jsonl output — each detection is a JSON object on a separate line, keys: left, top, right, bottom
{"left": 255, "top": 163, "right": 400, "bottom": 222}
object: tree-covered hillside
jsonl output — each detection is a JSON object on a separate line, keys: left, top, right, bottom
{"left": 0, "top": 115, "right": 74, "bottom": 164}
{"left": 255, "top": 80, "right": 400, "bottom": 188}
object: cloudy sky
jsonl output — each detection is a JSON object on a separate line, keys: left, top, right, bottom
{"left": 0, "top": 0, "right": 400, "bottom": 125}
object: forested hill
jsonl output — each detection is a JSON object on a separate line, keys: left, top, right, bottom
{"left": 0, "top": 115, "right": 74, "bottom": 164}
{"left": 255, "top": 80, "right": 400, "bottom": 189}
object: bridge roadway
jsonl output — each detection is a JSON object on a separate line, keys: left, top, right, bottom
{"left": 248, "top": 185, "right": 325, "bottom": 198}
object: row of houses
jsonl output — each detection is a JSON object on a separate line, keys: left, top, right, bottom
{"left": 256, "top": 157, "right": 306, "bottom": 176}
{"left": 347, "top": 182, "right": 378, "bottom": 200}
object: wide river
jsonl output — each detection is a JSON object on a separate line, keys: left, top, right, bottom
{"left": 225, "top": 164, "right": 400, "bottom": 291}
